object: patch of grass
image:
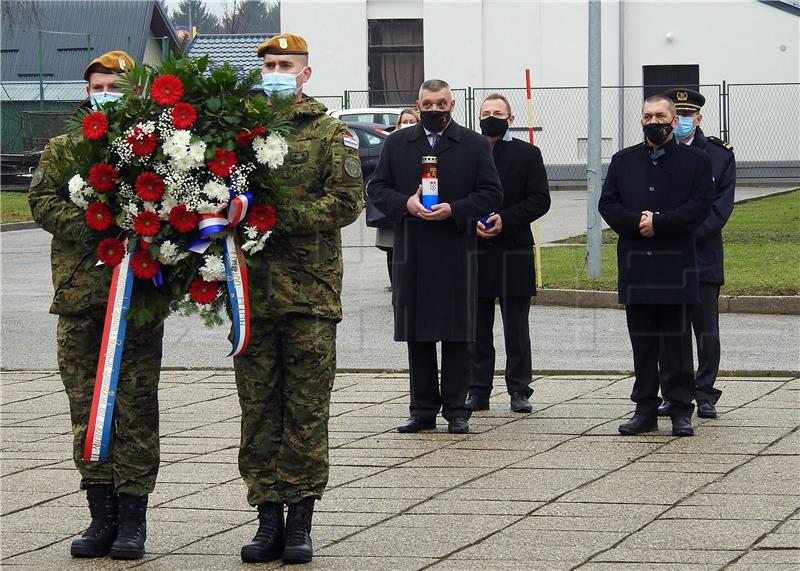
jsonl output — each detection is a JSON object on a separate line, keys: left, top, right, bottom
{"left": 539, "top": 190, "right": 800, "bottom": 296}
{"left": 0, "top": 191, "right": 32, "bottom": 224}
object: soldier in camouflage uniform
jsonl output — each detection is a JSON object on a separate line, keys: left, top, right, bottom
{"left": 236, "top": 33, "right": 363, "bottom": 565}
{"left": 28, "top": 51, "right": 163, "bottom": 561}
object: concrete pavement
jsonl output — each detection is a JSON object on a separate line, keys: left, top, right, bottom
{"left": 2, "top": 369, "right": 798, "bottom": 569}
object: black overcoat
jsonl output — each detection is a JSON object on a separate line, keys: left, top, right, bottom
{"left": 368, "top": 121, "right": 503, "bottom": 342}
{"left": 598, "top": 140, "right": 714, "bottom": 305}
{"left": 690, "top": 127, "right": 736, "bottom": 285}
{"left": 477, "top": 138, "right": 551, "bottom": 298}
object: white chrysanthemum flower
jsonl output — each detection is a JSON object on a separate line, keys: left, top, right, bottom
{"left": 68, "top": 174, "right": 85, "bottom": 194}
{"left": 189, "top": 141, "right": 206, "bottom": 162}
{"left": 69, "top": 189, "right": 89, "bottom": 209}
{"left": 241, "top": 231, "right": 272, "bottom": 254}
{"left": 159, "top": 240, "right": 180, "bottom": 264}
{"left": 202, "top": 180, "right": 230, "bottom": 203}
{"left": 243, "top": 225, "right": 258, "bottom": 240}
{"left": 162, "top": 140, "right": 180, "bottom": 158}
{"left": 142, "top": 201, "right": 158, "bottom": 213}
{"left": 171, "top": 130, "right": 191, "bottom": 147}
{"left": 196, "top": 200, "right": 225, "bottom": 214}
{"left": 173, "top": 154, "right": 194, "bottom": 171}
{"left": 199, "top": 254, "right": 226, "bottom": 282}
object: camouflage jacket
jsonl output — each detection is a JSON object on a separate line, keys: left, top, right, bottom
{"left": 28, "top": 134, "right": 113, "bottom": 316}
{"left": 250, "top": 95, "right": 364, "bottom": 321}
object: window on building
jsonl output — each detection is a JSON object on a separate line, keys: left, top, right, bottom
{"left": 642, "top": 64, "right": 700, "bottom": 99}
{"left": 368, "top": 19, "right": 423, "bottom": 107}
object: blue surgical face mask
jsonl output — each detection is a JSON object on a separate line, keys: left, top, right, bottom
{"left": 261, "top": 68, "right": 306, "bottom": 99}
{"left": 90, "top": 91, "right": 123, "bottom": 111}
{"left": 674, "top": 115, "right": 695, "bottom": 140}
{"left": 90, "top": 91, "right": 122, "bottom": 110}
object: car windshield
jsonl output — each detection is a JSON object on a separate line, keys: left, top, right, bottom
{"left": 339, "top": 113, "right": 398, "bottom": 126}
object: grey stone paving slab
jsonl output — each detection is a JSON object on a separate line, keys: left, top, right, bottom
{"left": 762, "top": 429, "right": 800, "bottom": 455}
{"left": 755, "top": 519, "right": 800, "bottom": 549}
{"left": 461, "top": 468, "right": 607, "bottom": 501}
{"left": 726, "top": 549, "right": 800, "bottom": 568}
{"left": 560, "top": 468, "right": 720, "bottom": 504}
{"left": 519, "top": 501, "right": 668, "bottom": 532}
{"left": 407, "top": 499, "right": 545, "bottom": 516}
{"left": 579, "top": 564, "right": 720, "bottom": 570}
{"left": 703, "top": 456, "right": 800, "bottom": 495}
{"left": 590, "top": 547, "right": 742, "bottom": 564}
{"left": 429, "top": 559, "right": 583, "bottom": 571}
{"left": 309, "top": 556, "right": 437, "bottom": 570}
{"left": 448, "top": 527, "right": 626, "bottom": 561}
{"left": 617, "top": 518, "right": 777, "bottom": 551}
{"left": 511, "top": 439, "right": 664, "bottom": 470}
{"left": 712, "top": 407, "right": 800, "bottom": 427}
{"left": 666, "top": 493, "right": 800, "bottom": 521}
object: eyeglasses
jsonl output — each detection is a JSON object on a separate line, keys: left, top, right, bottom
{"left": 479, "top": 111, "right": 510, "bottom": 120}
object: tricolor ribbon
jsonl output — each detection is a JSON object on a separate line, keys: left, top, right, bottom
{"left": 223, "top": 234, "right": 250, "bottom": 356}
{"left": 227, "top": 191, "right": 252, "bottom": 226}
{"left": 188, "top": 213, "right": 229, "bottom": 254}
{"left": 83, "top": 250, "right": 134, "bottom": 462}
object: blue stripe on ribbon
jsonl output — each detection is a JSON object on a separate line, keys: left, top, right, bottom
{"left": 188, "top": 239, "right": 212, "bottom": 254}
{"left": 97, "top": 260, "right": 134, "bottom": 461}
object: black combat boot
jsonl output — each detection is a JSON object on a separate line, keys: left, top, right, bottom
{"left": 241, "top": 502, "right": 285, "bottom": 563}
{"left": 70, "top": 484, "right": 118, "bottom": 557}
{"left": 282, "top": 497, "right": 315, "bottom": 564}
{"left": 109, "top": 494, "right": 148, "bottom": 560}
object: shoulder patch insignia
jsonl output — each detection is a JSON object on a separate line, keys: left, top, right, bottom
{"left": 708, "top": 136, "right": 733, "bottom": 151}
{"left": 342, "top": 132, "right": 359, "bottom": 150}
{"left": 30, "top": 168, "right": 44, "bottom": 188}
{"left": 344, "top": 156, "right": 361, "bottom": 179}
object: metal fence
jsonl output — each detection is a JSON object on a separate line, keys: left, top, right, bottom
{"left": 2, "top": 81, "right": 798, "bottom": 181}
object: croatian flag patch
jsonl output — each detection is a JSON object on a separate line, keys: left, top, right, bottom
{"left": 343, "top": 132, "right": 359, "bottom": 149}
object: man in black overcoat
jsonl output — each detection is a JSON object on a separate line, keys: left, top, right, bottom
{"left": 658, "top": 88, "right": 737, "bottom": 420}
{"left": 598, "top": 94, "right": 714, "bottom": 437}
{"left": 466, "top": 94, "right": 551, "bottom": 414}
{"left": 368, "top": 79, "right": 503, "bottom": 434}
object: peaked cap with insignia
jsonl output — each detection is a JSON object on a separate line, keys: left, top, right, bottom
{"left": 83, "top": 50, "right": 134, "bottom": 81}
{"left": 257, "top": 33, "right": 309, "bottom": 57}
{"left": 662, "top": 87, "right": 706, "bottom": 112}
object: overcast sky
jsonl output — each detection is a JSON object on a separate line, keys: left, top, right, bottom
{"left": 164, "top": 0, "right": 230, "bottom": 19}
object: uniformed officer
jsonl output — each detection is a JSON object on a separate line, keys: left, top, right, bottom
{"left": 28, "top": 51, "right": 164, "bottom": 560}
{"left": 467, "top": 93, "right": 551, "bottom": 414}
{"left": 658, "top": 88, "right": 736, "bottom": 420}
{"left": 235, "top": 33, "right": 364, "bottom": 565}
{"left": 598, "top": 94, "right": 714, "bottom": 437}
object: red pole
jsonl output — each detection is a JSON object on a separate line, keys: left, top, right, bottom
{"left": 525, "top": 68, "right": 535, "bottom": 145}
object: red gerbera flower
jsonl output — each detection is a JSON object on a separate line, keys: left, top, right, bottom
{"left": 82, "top": 112, "right": 108, "bottom": 141}
{"left": 247, "top": 204, "right": 277, "bottom": 233}
{"left": 88, "top": 163, "right": 118, "bottom": 193}
{"left": 151, "top": 74, "right": 184, "bottom": 106}
{"left": 168, "top": 204, "right": 198, "bottom": 233}
{"left": 134, "top": 172, "right": 165, "bottom": 202}
{"left": 133, "top": 210, "right": 161, "bottom": 237}
{"left": 236, "top": 125, "right": 266, "bottom": 147}
{"left": 207, "top": 148, "right": 238, "bottom": 177}
{"left": 131, "top": 250, "right": 160, "bottom": 280}
{"left": 189, "top": 276, "right": 221, "bottom": 305}
{"left": 84, "top": 201, "right": 113, "bottom": 231}
{"left": 127, "top": 128, "right": 157, "bottom": 156}
{"left": 96, "top": 237, "right": 125, "bottom": 266}
{"left": 171, "top": 102, "right": 197, "bottom": 129}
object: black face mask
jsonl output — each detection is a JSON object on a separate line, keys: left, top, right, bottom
{"left": 643, "top": 122, "right": 673, "bottom": 146}
{"left": 479, "top": 116, "right": 510, "bottom": 138}
{"left": 420, "top": 110, "right": 450, "bottom": 132}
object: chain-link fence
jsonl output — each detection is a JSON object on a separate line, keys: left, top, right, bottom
{"left": 728, "top": 83, "right": 800, "bottom": 179}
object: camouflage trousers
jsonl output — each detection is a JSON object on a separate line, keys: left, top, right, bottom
{"left": 57, "top": 314, "right": 163, "bottom": 496}
{"left": 233, "top": 314, "right": 337, "bottom": 506}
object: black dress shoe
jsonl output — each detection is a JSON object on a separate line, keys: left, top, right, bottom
{"left": 397, "top": 416, "right": 436, "bottom": 433}
{"left": 657, "top": 400, "right": 672, "bottom": 417}
{"left": 697, "top": 400, "right": 717, "bottom": 418}
{"left": 510, "top": 392, "right": 532, "bottom": 413}
{"left": 671, "top": 416, "right": 695, "bottom": 436}
{"left": 618, "top": 414, "right": 657, "bottom": 435}
{"left": 448, "top": 418, "right": 469, "bottom": 434}
{"left": 465, "top": 394, "right": 489, "bottom": 411}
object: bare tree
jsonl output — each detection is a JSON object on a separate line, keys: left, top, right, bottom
{"left": 220, "top": 0, "right": 279, "bottom": 34}
{"left": 1, "top": 0, "right": 40, "bottom": 31}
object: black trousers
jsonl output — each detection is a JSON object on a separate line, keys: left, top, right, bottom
{"left": 626, "top": 304, "right": 695, "bottom": 418}
{"left": 469, "top": 296, "right": 533, "bottom": 398}
{"left": 407, "top": 341, "right": 471, "bottom": 421}
{"left": 658, "top": 284, "right": 722, "bottom": 404}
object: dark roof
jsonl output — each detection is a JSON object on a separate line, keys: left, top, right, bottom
{"left": 0, "top": 0, "right": 180, "bottom": 82}
{"left": 187, "top": 34, "right": 274, "bottom": 78}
